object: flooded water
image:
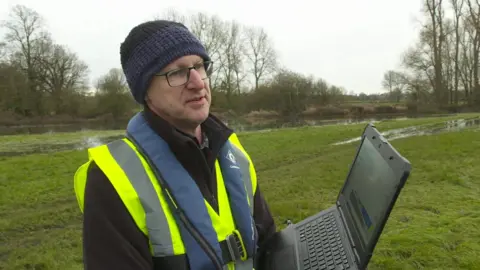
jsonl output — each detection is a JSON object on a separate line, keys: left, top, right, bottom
{"left": 225, "top": 117, "right": 382, "bottom": 132}
{"left": 332, "top": 117, "right": 480, "bottom": 145}
{"left": 2, "top": 115, "right": 478, "bottom": 157}
{"left": 222, "top": 114, "right": 449, "bottom": 132}
{"left": 0, "top": 135, "right": 124, "bottom": 157}
{"left": 0, "top": 121, "right": 126, "bottom": 136}
{"left": 0, "top": 115, "right": 404, "bottom": 157}
{"left": 0, "top": 114, "right": 444, "bottom": 136}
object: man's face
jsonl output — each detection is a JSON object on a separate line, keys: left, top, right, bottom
{"left": 146, "top": 55, "right": 212, "bottom": 128}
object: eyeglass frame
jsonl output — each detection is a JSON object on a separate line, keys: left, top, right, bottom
{"left": 154, "top": 60, "right": 214, "bottom": 87}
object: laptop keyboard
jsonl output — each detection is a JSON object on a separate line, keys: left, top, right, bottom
{"left": 297, "top": 212, "right": 352, "bottom": 270}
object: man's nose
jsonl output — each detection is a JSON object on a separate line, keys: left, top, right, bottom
{"left": 186, "top": 69, "right": 205, "bottom": 89}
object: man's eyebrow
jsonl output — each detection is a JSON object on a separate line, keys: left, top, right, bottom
{"left": 175, "top": 59, "right": 204, "bottom": 68}
{"left": 175, "top": 62, "right": 189, "bottom": 68}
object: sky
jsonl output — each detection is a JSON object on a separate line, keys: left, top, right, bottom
{"left": 1, "top": 0, "right": 424, "bottom": 94}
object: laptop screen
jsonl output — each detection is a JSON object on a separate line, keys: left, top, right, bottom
{"left": 341, "top": 135, "right": 399, "bottom": 248}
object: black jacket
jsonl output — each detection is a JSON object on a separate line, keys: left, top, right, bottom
{"left": 81, "top": 107, "right": 276, "bottom": 269}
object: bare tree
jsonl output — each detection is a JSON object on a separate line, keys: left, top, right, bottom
{"left": 382, "top": 70, "right": 407, "bottom": 102}
{"left": 451, "top": 0, "right": 464, "bottom": 104}
{"left": 466, "top": 0, "right": 480, "bottom": 103}
{"left": 37, "top": 44, "right": 89, "bottom": 113}
{"left": 154, "top": 7, "right": 188, "bottom": 24}
{"left": 311, "top": 78, "right": 330, "bottom": 105}
{"left": 442, "top": 19, "right": 456, "bottom": 103}
{"left": 270, "top": 69, "right": 313, "bottom": 118}
{"left": 96, "top": 68, "right": 128, "bottom": 94}
{"left": 1, "top": 4, "right": 51, "bottom": 115}
{"left": 244, "top": 26, "right": 277, "bottom": 91}
{"left": 218, "top": 21, "right": 245, "bottom": 105}
{"left": 188, "top": 12, "right": 227, "bottom": 92}
{"left": 382, "top": 70, "right": 398, "bottom": 93}
{"left": 424, "top": 0, "right": 447, "bottom": 104}
{"left": 95, "top": 68, "right": 133, "bottom": 119}
{"left": 0, "top": 62, "right": 29, "bottom": 113}
{"left": 0, "top": 42, "right": 7, "bottom": 61}
{"left": 459, "top": 14, "right": 475, "bottom": 101}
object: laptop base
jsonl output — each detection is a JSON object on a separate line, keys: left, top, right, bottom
{"left": 259, "top": 206, "right": 359, "bottom": 270}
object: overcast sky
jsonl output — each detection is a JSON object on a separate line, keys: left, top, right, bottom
{"left": 1, "top": 0, "right": 424, "bottom": 94}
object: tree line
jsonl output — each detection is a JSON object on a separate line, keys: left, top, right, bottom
{"left": 1, "top": 3, "right": 478, "bottom": 125}
{"left": 383, "top": 0, "right": 480, "bottom": 110}
{"left": 0, "top": 5, "right": 351, "bottom": 122}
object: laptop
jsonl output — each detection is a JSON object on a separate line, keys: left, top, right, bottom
{"left": 258, "top": 123, "right": 411, "bottom": 270}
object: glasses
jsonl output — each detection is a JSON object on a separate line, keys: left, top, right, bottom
{"left": 155, "top": 61, "right": 214, "bottom": 87}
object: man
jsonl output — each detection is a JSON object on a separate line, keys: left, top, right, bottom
{"left": 73, "top": 20, "right": 276, "bottom": 270}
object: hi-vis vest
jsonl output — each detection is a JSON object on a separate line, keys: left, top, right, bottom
{"left": 74, "top": 112, "right": 259, "bottom": 270}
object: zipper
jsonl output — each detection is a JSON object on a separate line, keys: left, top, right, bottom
{"left": 211, "top": 194, "right": 218, "bottom": 208}
{"left": 198, "top": 144, "right": 219, "bottom": 212}
{"left": 176, "top": 207, "right": 223, "bottom": 270}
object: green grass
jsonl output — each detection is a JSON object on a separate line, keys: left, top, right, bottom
{"left": 1, "top": 113, "right": 479, "bottom": 269}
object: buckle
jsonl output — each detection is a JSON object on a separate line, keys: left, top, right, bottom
{"left": 225, "top": 230, "right": 247, "bottom": 262}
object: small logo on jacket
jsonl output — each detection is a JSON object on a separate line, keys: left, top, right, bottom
{"left": 227, "top": 149, "right": 240, "bottom": 169}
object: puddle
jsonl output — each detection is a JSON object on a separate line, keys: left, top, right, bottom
{"left": 2, "top": 117, "right": 479, "bottom": 157}
{"left": 0, "top": 135, "right": 124, "bottom": 157}
{"left": 332, "top": 117, "right": 480, "bottom": 146}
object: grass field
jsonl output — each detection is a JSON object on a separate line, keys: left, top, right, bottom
{"left": 1, "top": 113, "right": 479, "bottom": 269}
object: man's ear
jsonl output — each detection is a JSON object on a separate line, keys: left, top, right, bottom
{"left": 144, "top": 94, "right": 155, "bottom": 113}
{"left": 144, "top": 90, "right": 151, "bottom": 104}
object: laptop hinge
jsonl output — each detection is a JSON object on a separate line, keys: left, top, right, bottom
{"left": 337, "top": 205, "right": 361, "bottom": 264}
{"left": 337, "top": 205, "right": 355, "bottom": 248}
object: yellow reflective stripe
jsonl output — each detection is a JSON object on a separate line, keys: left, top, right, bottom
{"left": 230, "top": 143, "right": 254, "bottom": 214}
{"left": 228, "top": 134, "right": 257, "bottom": 194}
{"left": 207, "top": 161, "right": 236, "bottom": 241}
{"left": 248, "top": 158, "right": 258, "bottom": 195}
{"left": 74, "top": 161, "right": 90, "bottom": 213}
{"left": 75, "top": 139, "right": 184, "bottom": 256}
{"left": 121, "top": 139, "right": 185, "bottom": 256}
{"left": 228, "top": 134, "right": 257, "bottom": 213}
{"left": 106, "top": 139, "right": 175, "bottom": 256}
{"left": 86, "top": 143, "right": 149, "bottom": 237}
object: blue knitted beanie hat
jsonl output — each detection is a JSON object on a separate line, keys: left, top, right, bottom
{"left": 120, "top": 20, "right": 210, "bottom": 104}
